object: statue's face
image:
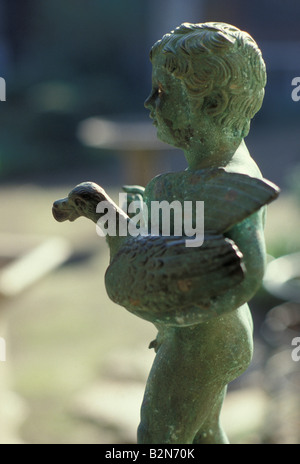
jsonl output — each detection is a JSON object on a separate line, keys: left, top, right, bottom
{"left": 145, "top": 54, "right": 194, "bottom": 149}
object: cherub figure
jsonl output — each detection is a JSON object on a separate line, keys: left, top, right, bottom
{"left": 53, "top": 23, "right": 279, "bottom": 444}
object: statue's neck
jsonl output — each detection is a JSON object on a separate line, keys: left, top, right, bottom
{"left": 183, "top": 137, "right": 242, "bottom": 171}
{"left": 184, "top": 149, "right": 234, "bottom": 171}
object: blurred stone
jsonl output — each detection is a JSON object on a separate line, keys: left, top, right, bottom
{"left": 221, "top": 388, "right": 270, "bottom": 444}
{"left": 100, "top": 347, "right": 155, "bottom": 383}
{"left": 0, "top": 390, "right": 28, "bottom": 444}
{"left": 72, "top": 380, "right": 145, "bottom": 444}
{"left": 71, "top": 347, "right": 155, "bottom": 443}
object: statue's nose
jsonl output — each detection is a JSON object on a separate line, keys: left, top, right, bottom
{"left": 144, "top": 92, "right": 154, "bottom": 109}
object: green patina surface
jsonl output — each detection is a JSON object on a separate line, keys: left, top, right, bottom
{"left": 53, "top": 23, "right": 279, "bottom": 444}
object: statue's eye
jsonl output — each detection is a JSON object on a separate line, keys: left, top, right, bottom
{"left": 157, "top": 83, "right": 164, "bottom": 97}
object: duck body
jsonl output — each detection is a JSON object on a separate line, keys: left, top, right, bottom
{"left": 105, "top": 233, "right": 243, "bottom": 326}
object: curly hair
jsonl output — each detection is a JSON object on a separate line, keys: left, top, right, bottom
{"left": 150, "top": 22, "right": 267, "bottom": 138}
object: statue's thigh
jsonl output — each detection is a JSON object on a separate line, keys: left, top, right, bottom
{"left": 138, "top": 335, "right": 227, "bottom": 444}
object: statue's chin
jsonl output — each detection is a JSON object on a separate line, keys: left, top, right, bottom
{"left": 156, "top": 126, "right": 186, "bottom": 151}
{"left": 156, "top": 131, "right": 177, "bottom": 150}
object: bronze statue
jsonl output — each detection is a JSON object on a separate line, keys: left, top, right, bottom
{"left": 53, "top": 23, "right": 279, "bottom": 444}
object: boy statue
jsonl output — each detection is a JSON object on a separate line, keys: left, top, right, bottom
{"left": 53, "top": 23, "right": 279, "bottom": 444}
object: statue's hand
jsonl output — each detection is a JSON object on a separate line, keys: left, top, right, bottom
{"left": 122, "top": 185, "right": 145, "bottom": 197}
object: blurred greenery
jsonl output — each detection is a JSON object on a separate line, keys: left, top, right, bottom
{"left": 0, "top": 0, "right": 149, "bottom": 178}
{"left": 264, "top": 195, "right": 300, "bottom": 258}
{"left": 287, "top": 164, "right": 300, "bottom": 204}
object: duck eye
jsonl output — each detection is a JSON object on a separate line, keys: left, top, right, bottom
{"left": 75, "top": 198, "right": 84, "bottom": 208}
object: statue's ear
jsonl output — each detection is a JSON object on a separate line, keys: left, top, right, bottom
{"left": 204, "top": 89, "right": 229, "bottom": 117}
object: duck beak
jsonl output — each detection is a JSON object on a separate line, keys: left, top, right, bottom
{"left": 52, "top": 197, "right": 78, "bottom": 222}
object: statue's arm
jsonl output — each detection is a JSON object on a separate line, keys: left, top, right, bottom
{"left": 209, "top": 208, "right": 266, "bottom": 317}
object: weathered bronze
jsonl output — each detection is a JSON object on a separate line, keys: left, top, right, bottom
{"left": 53, "top": 23, "right": 279, "bottom": 444}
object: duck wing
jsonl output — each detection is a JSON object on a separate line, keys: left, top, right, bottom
{"left": 144, "top": 168, "right": 280, "bottom": 233}
{"left": 196, "top": 169, "right": 280, "bottom": 232}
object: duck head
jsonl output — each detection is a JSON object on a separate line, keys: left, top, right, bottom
{"left": 52, "top": 182, "right": 109, "bottom": 223}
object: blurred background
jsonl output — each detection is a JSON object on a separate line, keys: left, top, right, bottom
{"left": 0, "top": 0, "right": 300, "bottom": 444}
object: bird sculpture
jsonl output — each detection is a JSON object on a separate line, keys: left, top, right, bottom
{"left": 52, "top": 167, "right": 279, "bottom": 327}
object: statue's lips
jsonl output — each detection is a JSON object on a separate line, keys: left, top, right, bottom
{"left": 149, "top": 113, "right": 158, "bottom": 126}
